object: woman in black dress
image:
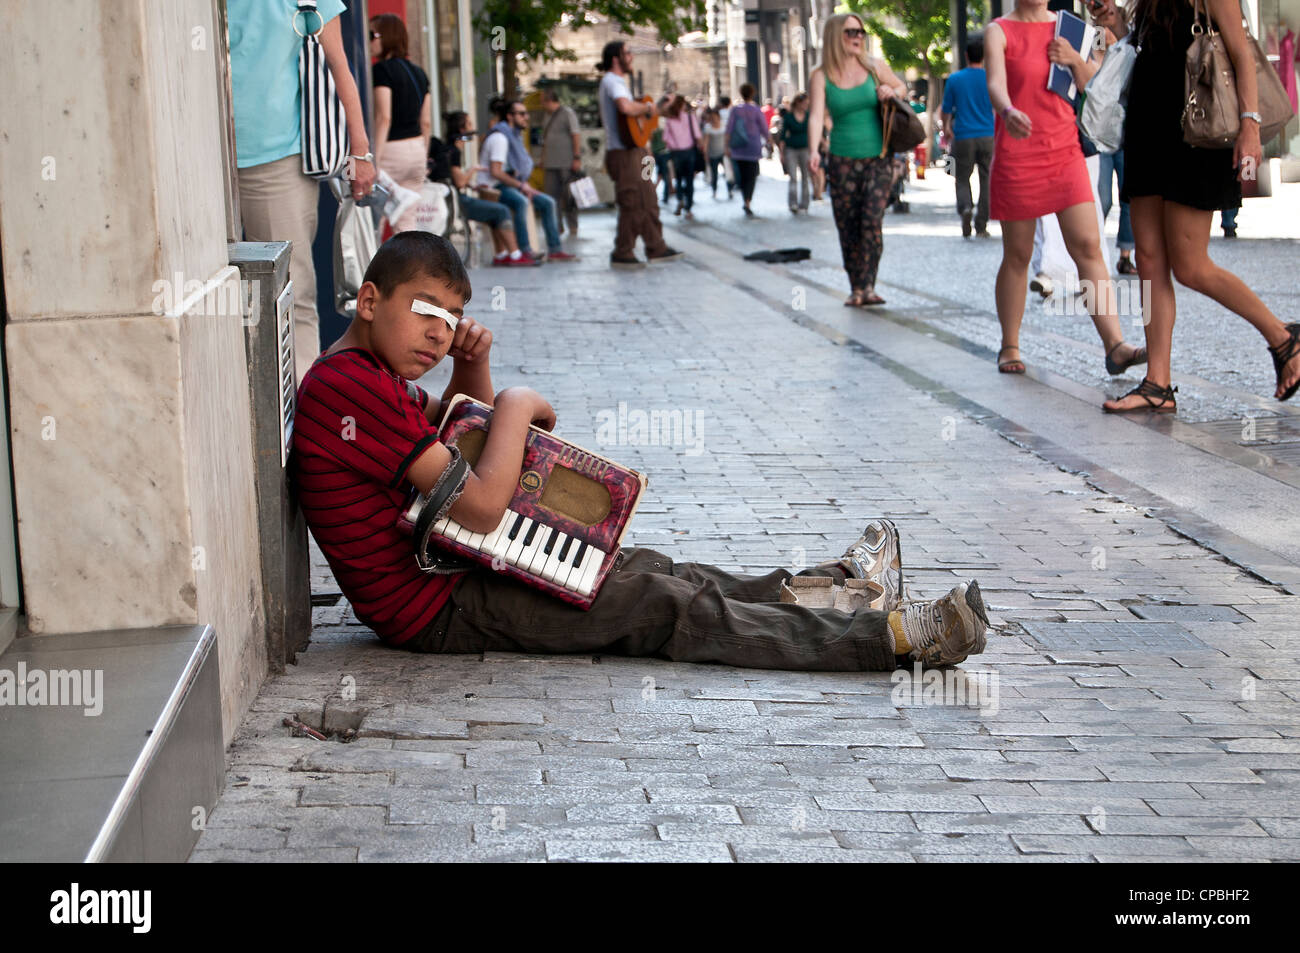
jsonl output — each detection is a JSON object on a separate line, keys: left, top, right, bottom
{"left": 1104, "top": 0, "right": 1300, "bottom": 413}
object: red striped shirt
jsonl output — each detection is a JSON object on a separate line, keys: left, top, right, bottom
{"left": 291, "top": 348, "right": 457, "bottom": 645}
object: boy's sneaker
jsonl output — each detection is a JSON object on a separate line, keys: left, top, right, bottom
{"left": 547, "top": 250, "right": 577, "bottom": 261}
{"left": 820, "top": 518, "right": 902, "bottom": 611}
{"left": 898, "top": 581, "right": 989, "bottom": 666}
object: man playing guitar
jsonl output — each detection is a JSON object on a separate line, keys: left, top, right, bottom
{"left": 597, "top": 40, "right": 685, "bottom": 268}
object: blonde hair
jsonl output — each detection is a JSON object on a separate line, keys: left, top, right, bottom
{"left": 819, "top": 13, "right": 876, "bottom": 86}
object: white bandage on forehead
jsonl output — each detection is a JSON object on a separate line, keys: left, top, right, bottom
{"left": 410, "top": 298, "right": 460, "bottom": 330}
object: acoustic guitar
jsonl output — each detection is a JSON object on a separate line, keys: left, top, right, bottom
{"left": 618, "top": 97, "right": 659, "bottom": 149}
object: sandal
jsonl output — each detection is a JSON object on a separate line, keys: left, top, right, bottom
{"left": 1104, "top": 341, "right": 1148, "bottom": 376}
{"left": 860, "top": 292, "right": 887, "bottom": 307}
{"left": 1268, "top": 322, "right": 1300, "bottom": 402}
{"left": 844, "top": 291, "right": 865, "bottom": 307}
{"left": 1102, "top": 377, "right": 1178, "bottom": 414}
{"left": 997, "top": 346, "right": 1026, "bottom": 374}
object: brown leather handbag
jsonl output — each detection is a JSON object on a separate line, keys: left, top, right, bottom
{"left": 878, "top": 98, "right": 927, "bottom": 156}
{"left": 1183, "top": 0, "right": 1296, "bottom": 148}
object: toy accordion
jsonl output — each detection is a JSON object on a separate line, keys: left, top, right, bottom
{"left": 398, "top": 395, "right": 647, "bottom": 609}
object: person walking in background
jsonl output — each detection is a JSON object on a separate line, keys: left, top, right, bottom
{"left": 940, "top": 32, "right": 995, "bottom": 238}
{"left": 650, "top": 102, "right": 674, "bottom": 205}
{"left": 227, "top": 0, "right": 376, "bottom": 384}
{"left": 1104, "top": 0, "right": 1299, "bottom": 413}
{"left": 701, "top": 107, "right": 728, "bottom": 198}
{"left": 717, "top": 96, "right": 737, "bottom": 198}
{"left": 761, "top": 98, "right": 777, "bottom": 158}
{"left": 369, "top": 14, "right": 430, "bottom": 234}
{"left": 984, "top": 0, "right": 1145, "bottom": 376}
{"left": 540, "top": 89, "right": 583, "bottom": 240}
{"left": 777, "top": 92, "right": 812, "bottom": 213}
{"left": 434, "top": 111, "right": 535, "bottom": 266}
{"left": 1220, "top": 206, "right": 1239, "bottom": 238}
{"left": 1088, "top": 0, "right": 1137, "bottom": 274}
{"left": 663, "top": 95, "right": 703, "bottom": 219}
{"left": 724, "top": 84, "right": 772, "bottom": 217}
{"left": 477, "top": 99, "right": 574, "bottom": 262}
{"left": 595, "top": 40, "right": 682, "bottom": 267}
{"left": 808, "top": 13, "right": 909, "bottom": 307}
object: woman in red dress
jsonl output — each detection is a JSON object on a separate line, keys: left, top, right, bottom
{"left": 986, "top": 0, "right": 1145, "bottom": 376}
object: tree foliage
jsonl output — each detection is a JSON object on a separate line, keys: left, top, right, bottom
{"left": 475, "top": 0, "right": 707, "bottom": 95}
{"left": 843, "top": 0, "right": 989, "bottom": 77}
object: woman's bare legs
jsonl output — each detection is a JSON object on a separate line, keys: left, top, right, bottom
{"left": 995, "top": 217, "right": 1037, "bottom": 370}
{"left": 1057, "top": 201, "right": 1143, "bottom": 367}
{"left": 1161, "top": 200, "right": 1300, "bottom": 398}
{"left": 1103, "top": 195, "right": 1175, "bottom": 411}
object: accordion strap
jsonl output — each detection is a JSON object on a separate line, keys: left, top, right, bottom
{"left": 413, "top": 447, "right": 471, "bottom": 572}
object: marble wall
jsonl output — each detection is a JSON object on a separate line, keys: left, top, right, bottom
{"left": 0, "top": 0, "right": 268, "bottom": 744}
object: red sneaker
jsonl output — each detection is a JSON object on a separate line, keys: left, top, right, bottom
{"left": 491, "top": 255, "right": 512, "bottom": 267}
{"left": 507, "top": 252, "right": 541, "bottom": 266}
{"left": 546, "top": 250, "right": 577, "bottom": 261}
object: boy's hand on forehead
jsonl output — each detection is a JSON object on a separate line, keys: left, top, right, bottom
{"left": 448, "top": 316, "right": 492, "bottom": 363}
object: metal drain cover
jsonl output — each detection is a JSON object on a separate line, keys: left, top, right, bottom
{"left": 1129, "top": 604, "right": 1246, "bottom": 623}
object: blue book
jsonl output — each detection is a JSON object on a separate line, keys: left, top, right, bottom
{"left": 1047, "top": 10, "right": 1096, "bottom": 107}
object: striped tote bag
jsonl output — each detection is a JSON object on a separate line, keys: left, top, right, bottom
{"left": 296, "top": 0, "right": 350, "bottom": 179}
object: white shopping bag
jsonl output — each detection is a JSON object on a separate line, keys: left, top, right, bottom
{"left": 569, "top": 175, "right": 599, "bottom": 209}
{"left": 412, "top": 182, "right": 451, "bottom": 236}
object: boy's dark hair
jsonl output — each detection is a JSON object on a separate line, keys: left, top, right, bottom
{"left": 966, "top": 32, "right": 985, "bottom": 65}
{"left": 363, "top": 231, "right": 472, "bottom": 304}
{"left": 719, "top": 96, "right": 731, "bottom": 108}
{"left": 739, "top": 83, "right": 755, "bottom": 101}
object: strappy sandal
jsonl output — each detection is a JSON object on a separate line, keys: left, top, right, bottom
{"left": 860, "top": 292, "right": 887, "bottom": 307}
{"left": 997, "top": 346, "right": 1026, "bottom": 374}
{"left": 844, "top": 290, "right": 865, "bottom": 307}
{"left": 1268, "top": 322, "right": 1300, "bottom": 402}
{"left": 1104, "top": 341, "right": 1148, "bottom": 376}
{"left": 1102, "top": 377, "right": 1178, "bottom": 414}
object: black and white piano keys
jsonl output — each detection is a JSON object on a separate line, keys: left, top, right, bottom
{"left": 429, "top": 508, "right": 607, "bottom": 597}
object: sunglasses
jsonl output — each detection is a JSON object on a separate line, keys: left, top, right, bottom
{"left": 410, "top": 299, "right": 459, "bottom": 331}
{"left": 844, "top": 28, "right": 866, "bottom": 39}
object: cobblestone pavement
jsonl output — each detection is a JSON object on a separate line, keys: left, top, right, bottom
{"left": 193, "top": 169, "right": 1300, "bottom": 862}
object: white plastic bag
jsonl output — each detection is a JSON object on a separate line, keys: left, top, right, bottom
{"left": 411, "top": 181, "right": 451, "bottom": 236}
{"left": 569, "top": 174, "right": 599, "bottom": 209}
{"left": 1080, "top": 35, "right": 1137, "bottom": 154}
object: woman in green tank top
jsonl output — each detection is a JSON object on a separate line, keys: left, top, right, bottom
{"left": 808, "top": 13, "right": 908, "bottom": 307}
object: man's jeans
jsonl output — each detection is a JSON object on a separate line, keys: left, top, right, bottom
{"left": 950, "top": 135, "right": 992, "bottom": 229}
{"left": 406, "top": 547, "right": 898, "bottom": 671}
{"left": 1097, "top": 150, "right": 1135, "bottom": 252}
{"left": 496, "top": 185, "right": 561, "bottom": 253}
{"left": 786, "top": 146, "right": 811, "bottom": 210}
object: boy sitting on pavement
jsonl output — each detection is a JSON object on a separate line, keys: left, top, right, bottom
{"left": 292, "top": 231, "right": 989, "bottom": 669}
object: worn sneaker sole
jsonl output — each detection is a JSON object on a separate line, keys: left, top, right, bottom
{"left": 912, "top": 580, "right": 989, "bottom": 666}
{"left": 943, "top": 580, "right": 989, "bottom": 664}
{"left": 842, "top": 518, "right": 903, "bottom": 611}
